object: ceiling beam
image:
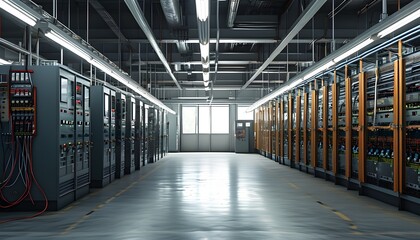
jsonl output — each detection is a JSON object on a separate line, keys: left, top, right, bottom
{"left": 124, "top": 0, "right": 182, "bottom": 89}
{"left": 86, "top": 38, "right": 349, "bottom": 44}
{"left": 241, "top": 0, "right": 327, "bottom": 89}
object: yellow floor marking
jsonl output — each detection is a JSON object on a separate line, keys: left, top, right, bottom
{"left": 317, "top": 201, "right": 360, "bottom": 232}
{"left": 333, "top": 211, "right": 352, "bottom": 222}
{"left": 288, "top": 183, "right": 299, "bottom": 190}
{"left": 62, "top": 215, "right": 91, "bottom": 235}
{"left": 105, "top": 196, "right": 116, "bottom": 204}
{"left": 61, "top": 162, "right": 164, "bottom": 235}
{"left": 96, "top": 204, "right": 105, "bottom": 208}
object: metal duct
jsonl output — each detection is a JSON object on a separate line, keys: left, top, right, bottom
{"left": 160, "top": 0, "right": 183, "bottom": 28}
{"left": 227, "top": 0, "right": 240, "bottom": 28}
{"left": 195, "top": 0, "right": 210, "bottom": 87}
{"left": 176, "top": 40, "right": 189, "bottom": 53}
{"left": 125, "top": 0, "right": 182, "bottom": 89}
{"left": 160, "top": 0, "right": 189, "bottom": 53}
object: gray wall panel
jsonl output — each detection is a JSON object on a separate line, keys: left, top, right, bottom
{"left": 181, "top": 134, "right": 199, "bottom": 152}
{"left": 210, "top": 135, "right": 230, "bottom": 152}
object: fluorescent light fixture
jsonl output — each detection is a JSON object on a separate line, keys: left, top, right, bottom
{"left": 333, "top": 38, "right": 374, "bottom": 63}
{"left": 200, "top": 43, "right": 209, "bottom": 62}
{"left": 286, "top": 79, "right": 303, "bottom": 90}
{"left": 203, "top": 71, "right": 210, "bottom": 82}
{"left": 303, "top": 61, "right": 335, "bottom": 80}
{"left": 177, "top": 96, "right": 209, "bottom": 100}
{"left": 45, "top": 31, "right": 93, "bottom": 63}
{"left": 0, "top": 0, "right": 38, "bottom": 26}
{"left": 203, "top": 61, "right": 210, "bottom": 69}
{"left": 91, "top": 59, "right": 112, "bottom": 74}
{"left": 204, "top": 87, "right": 210, "bottom": 91}
{"left": 204, "top": 81, "right": 210, "bottom": 87}
{"left": 378, "top": 9, "right": 420, "bottom": 38}
{"left": 0, "top": 58, "right": 12, "bottom": 65}
{"left": 195, "top": 0, "right": 209, "bottom": 21}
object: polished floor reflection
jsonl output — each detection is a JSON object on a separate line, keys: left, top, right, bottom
{"left": 1, "top": 153, "right": 420, "bottom": 239}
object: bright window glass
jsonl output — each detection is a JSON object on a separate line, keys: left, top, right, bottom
{"left": 199, "top": 106, "right": 210, "bottom": 133}
{"left": 237, "top": 106, "right": 254, "bottom": 120}
{"left": 182, "top": 106, "right": 197, "bottom": 133}
{"left": 211, "top": 105, "right": 229, "bottom": 134}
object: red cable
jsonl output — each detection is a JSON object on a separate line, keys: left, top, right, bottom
{"left": 0, "top": 137, "right": 48, "bottom": 224}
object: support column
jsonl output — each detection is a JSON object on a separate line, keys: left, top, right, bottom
{"left": 296, "top": 92, "right": 301, "bottom": 166}
{"left": 311, "top": 84, "right": 318, "bottom": 168}
{"left": 275, "top": 99, "right": 280, "bottom": 160}
{"left": 345, "top": 66, "right": 352, "bottom": 179}
{"left": 303, "top": 90, "right": 308, "bottom": 166}
{"left": 323, "top": 83, "right": 328, "bottom": 170}
{"left": 332, "top": 71, "right": 338, "bottom": 175}
{"left": 393, "top": 40, "right": 406, "bottom": 194}
{"left": 288, "top": 93, "right": 293, "bottom": 167}
{"left": 280, "top": 100, "right": 284, "bottom": 164}
{"left": 358, "top": 60, "right": 367, "bottom": 184}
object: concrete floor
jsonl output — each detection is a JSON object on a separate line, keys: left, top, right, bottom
{"left": 1, "top": 153, "right": 420, "bottom": 239}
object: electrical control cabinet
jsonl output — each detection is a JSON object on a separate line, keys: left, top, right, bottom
{"left": 283, "top": 97, "right": 289, "bottom": 164}
{"left": 74, "top": 76, "right": 91, "bottom": 198}
{"left": 91, "top": 85, "right": 115, "bottom": 187}
{"left": 161, "top": 110, "right": 168, "bottom": 158}
{"left": 110, "top": 90, "right": 117, "bottom": 178}
{"left": 125, "top": 95, "right": 136, "bottom": 174}
{"left": 235, "top": 120, "right": 255, "bottom": 153}
{"left": 253, "top": 41, "right": 420, "bottom": 212}
{"left": 0, "top": 65, "right": 90, "bottom": 210}
{"left": 134, "top": 98, "right": 142, "bottom": 171}
{"left": 156, "top": 108, "right": 161, "bottom": 161}
{"left": 142, "top": 104, "right": 148, "bottom": 166}
{"left": 147, "top": 107, "right": 157, "bottom": 164}
{"left": 115, "top": 92, "right": 126, "bottom": 178}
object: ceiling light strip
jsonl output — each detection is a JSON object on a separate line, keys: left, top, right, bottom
{"left": 0, "top": 0, "right": 38, "bottom": 26}
{"left": 241, "top": 0, "right": 328, "bottom": 89}
{"left": 247, "top": 1, "right": 420, "bottom": 112}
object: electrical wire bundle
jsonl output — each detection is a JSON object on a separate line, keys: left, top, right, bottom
{"left": 0, "top": 71, "right": 47, "bottom": 224}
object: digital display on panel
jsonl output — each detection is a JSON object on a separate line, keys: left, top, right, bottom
{"left": 60, "top": 78, "right": 68, "bottom": 103}
{"left": 69, "top": 81, "right": 74, "bottom": 107}
{"left": 111, "top": 95, "right": 116, "bottom": 118}
{"left": 132, "top": 102, "right": 136, "bottom": 121}
{"left": 84, "top": 86, "right": 90, "bottom": 110}
{"left": 104, "top": 93, "right": 110, "bottom": 118}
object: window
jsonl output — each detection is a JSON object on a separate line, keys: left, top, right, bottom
{"left": 211, "top": 105, "right": 229, "bottom": 134}
{"left": 182, "top": 106, "right": 197, "bottom": 134}
{"left": 237, "top": 106, "right": 254, "bottom": 120}
{"left": 199, "top": 106, "right": 210, "bottom": 133}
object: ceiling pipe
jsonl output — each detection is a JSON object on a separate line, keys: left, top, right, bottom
{"left": 160, "top": 0, "right": 183, "bottom": 27}
{"left": 241, "top": 0, "right": 327, "bottom": 89}
{"left": 227, "top": 0, "right": 240, "bottom": 28}
{"left": 124, "top": 0, "right": 182, "bottom": 90}
{"left": 160, "top": 0, "right": 190, "bottom": 54}
{"left": 381, "top": 0, "right": 388, "bottom": 21}
{"left": 195, "top": 0, "right": 211, "bottom": 89}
